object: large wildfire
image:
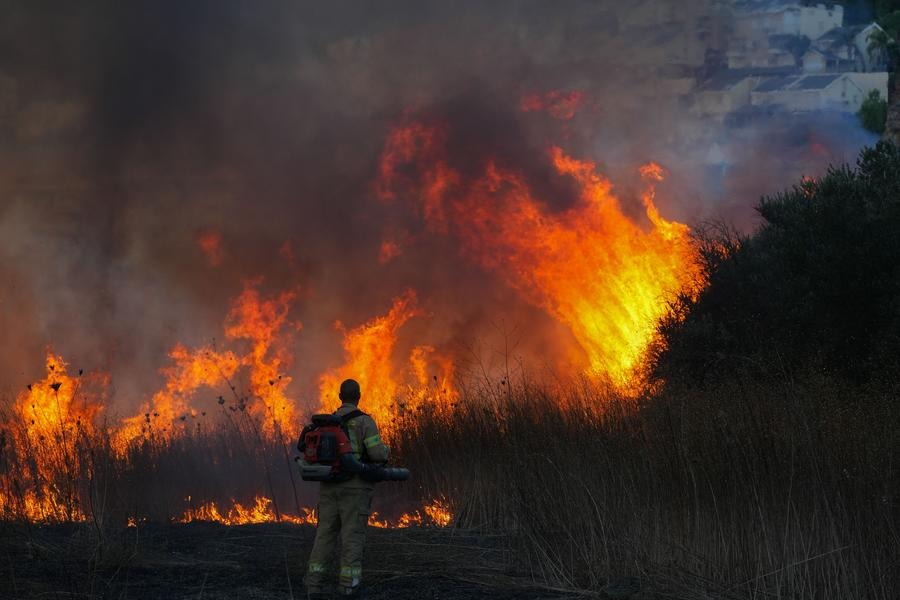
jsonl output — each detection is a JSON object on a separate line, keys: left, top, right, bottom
{"left": 0, "top": 101, "right": 703, "bottom": 527}
{"left": 376, "top": 118, "right": 702, "bottom": 386}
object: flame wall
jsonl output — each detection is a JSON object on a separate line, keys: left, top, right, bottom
{"left": 0, "top": 1, "right": 878, "bottom": 421}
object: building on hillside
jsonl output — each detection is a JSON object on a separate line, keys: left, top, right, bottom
{"left": 693, "top": 72, "right": 759, "bottom": 118}
{"left": 723, "top": 103, "right": 782, "bottom": 127}
{"left": 733, "top": 2, "right": 843, "bottom": 41}
{"left": 727, "top": 2, "right": 846, "bottom": 70}
{"left": 803, "top": 23, "right": 889, "bottom": 73}
{"left": 728, "top": 32, "right": 813, "bottom": 69}
{"left": 750, "top": 73, "right": 871, "bottom": 112}
{"left": 649, "top": 64, "right": 697, "bottom": 101}
{"left": 846, "top": 71, "right": 890, "bottom": 101}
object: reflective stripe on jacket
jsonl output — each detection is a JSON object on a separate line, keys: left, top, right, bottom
{"left": 334, "top": 403, "right": 390, "bottom": 464}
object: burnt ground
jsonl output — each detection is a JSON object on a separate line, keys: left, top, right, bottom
{"left": 0, "top": 522, "right": 582, "bottom": 600}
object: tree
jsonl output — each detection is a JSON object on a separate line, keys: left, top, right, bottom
{"left": 874, "top": 1, "right": 900, "bottom": 20}
{"left": 868, "top": 20, "right": 900, "bottom": 72}
{"left": 655, "top": 143, "right": 900, "bottom": 383}
{"left": 859, "top": 89, "right": 889, "bottom": 133}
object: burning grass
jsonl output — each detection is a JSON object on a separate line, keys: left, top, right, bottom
{"left": 1, "top": 367, "right": 897, "bottom": 598}
{"left": 0, "top": 353, "right": 456, "bottom": 530}
{"left": 177, "top": 495, "right": 452, "bottom": 529}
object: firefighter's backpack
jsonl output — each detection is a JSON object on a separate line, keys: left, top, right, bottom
{"left": 296, "top": 410, "right": 366, "bottom": 482}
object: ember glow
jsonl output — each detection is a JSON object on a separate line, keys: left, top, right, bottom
{"left": 195, "top": 230, "right": 225, "bottom": 267}
{"left": 521, "top": 90, "right": 586, "bottom": 120}
{"left": 377, "top": 120, "right": 703, "bottom": 386}
{"left": 378, "top": 239, "right": 403, "bottom": 264}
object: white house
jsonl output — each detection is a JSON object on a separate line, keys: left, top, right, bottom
{"left": 751, "top": 73, "right": 870, "bottom": 112}
{"left": 734, "top": 2, "right": 844, "bottom": 40}
{"left": 804, "top": 23, "right": 890, "bottom": 73}
{"left": 728, "top": 2, "right": 845, "bottom": 69}
{"left": 728, "top": 32, "right": 813, "bottom": 69}
{"left": 846, "top": 71, "right": 890, "bottom": 101}
{"left": 694, "top": 73, "right": 758, "bottom": 118}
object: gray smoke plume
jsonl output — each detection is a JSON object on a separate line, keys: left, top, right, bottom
{"left": 0, "top": 1, "right": 876, "bottom": 413}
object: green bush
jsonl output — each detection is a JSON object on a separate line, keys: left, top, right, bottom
{"left": 656, "top": 143, "right": 900, "bottom": 383}
{"left": 859, "top": 89, "right": 889, "bottom": 134}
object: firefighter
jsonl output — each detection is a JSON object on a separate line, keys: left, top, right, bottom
{"left": 304, "top": 378, "right": 389, "bottom": 598}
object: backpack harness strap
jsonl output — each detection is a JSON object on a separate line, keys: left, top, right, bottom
{"left": 339, "top": 409, "right": 366, "bottom": 422}
{"left": 336, "top": 409, "right": 368, "bottom": 459}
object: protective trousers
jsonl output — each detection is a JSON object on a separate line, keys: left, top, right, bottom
{"left": 305, "top": 483, "right": 373, "bottom": 593}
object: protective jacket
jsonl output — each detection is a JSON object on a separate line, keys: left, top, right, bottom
{"left": 328, "top": 403, "right": 389, "bottom": 488}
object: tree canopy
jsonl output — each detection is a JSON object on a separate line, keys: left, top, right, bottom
{"left": 655, "top": 143, "right": 900, "bottom": 384}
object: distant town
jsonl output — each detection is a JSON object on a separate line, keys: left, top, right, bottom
{"left": 669, "top": 1, "right": 888, "bottom": 125}
{"left": 619, "top": 1, "right": 891, "bottom": 129}
{"left": 692, "top": 2, "right": 890, "bottom": 125}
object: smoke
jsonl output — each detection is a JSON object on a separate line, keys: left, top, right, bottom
{"left": 0, "top": 1, "right": 877, "bottom": 411}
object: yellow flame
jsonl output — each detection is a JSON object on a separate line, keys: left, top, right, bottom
{"left": 176, "top": 496, "right": 452, "bottom": 529}
{"left": 1, "top": 352, "right": 100, "bottom": 522}
{"left": 318, "top": 290, "right": 420, "bottom": 431}
{"left": 376, "top": 121, "right": 703, "bottom": 388}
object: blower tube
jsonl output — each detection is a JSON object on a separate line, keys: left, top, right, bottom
{"left": 341, "top": 453, "right": 410, "bottom": 482}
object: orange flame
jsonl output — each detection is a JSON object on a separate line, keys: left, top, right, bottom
{"left": 370, "top": 498, "right": 453, "bottom": 528}
{"left": 114, "top": 344, "right": 240, "bottom": 452}
{"left": 318, "top": 290, "right": 421, "bottom": 430}
{"left": 377, "top": 120, "right": 702, "bottom": 387}
{"left": 408, "top": 345, "right": 459, "bottom": 411}
{"left": 195, "top": 230, "right": 225, "bottom": 267}
{"left": 224, "top": 281, "right": 300, "bottom": 437}
{"left": 179, "top": 496, "right": 318, "bottom": 525}
{"left": 521, "top": 90, "right": 586, "bottom": 120}
{"left": 0, "top": 352, "right": 106, "bottom": 522}
{"left": 177, "top": 496, "right": 452, "bottom": 529}
{"left": 115, "top": 280, "right": 300, "bottom": 452}
{"left": 378, "top": 239, "right": 403, "bottom": 264}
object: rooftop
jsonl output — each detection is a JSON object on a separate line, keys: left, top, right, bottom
{"left": 700, "top": 72, "right": 751, "bottom": 91}
{"left": 753, "top": 73, "right": 848, "bottom": 93}
{"left": 816, "top": 25, "right": 867, "bottom": 48}
{"left": 793, "top": 74, "right": 840, "bottom": 90}
{"left": 754, "top": 76, "right": 799, "bottom": 92}
{"left": 734, "top": 1, "right": 839, "bottom": 16}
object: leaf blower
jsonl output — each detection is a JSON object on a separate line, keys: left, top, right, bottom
{"left": 295, "top": 411, "right": 410, "bottom": 483}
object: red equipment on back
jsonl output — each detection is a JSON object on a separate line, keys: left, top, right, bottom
{"left": 297, "top": 410, "right": 365, "bottom": 482}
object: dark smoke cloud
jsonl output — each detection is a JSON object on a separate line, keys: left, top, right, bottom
{"left": 0, "top": 1, "right": 876, "bottom": 411}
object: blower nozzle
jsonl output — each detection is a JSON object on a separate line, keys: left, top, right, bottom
{"left": 342, "top": 454, "right": 410, "bottom": 482}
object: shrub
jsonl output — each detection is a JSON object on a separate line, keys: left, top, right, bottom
{"left": 859, "top": 89, "right": 888, "bottom": 134}
{"left": 657, "top": 143, "right": 900, "bottom": 383}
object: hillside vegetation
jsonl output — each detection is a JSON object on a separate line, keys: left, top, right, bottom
{"left": 656, "top": 142, "right": 900, "bottom": 384}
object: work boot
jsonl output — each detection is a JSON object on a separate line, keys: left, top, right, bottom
{"left": 305, "top": 588, "right": 331, "bottom": 600}
{"left": 339, "top": 585, "right": 365, "bottom": 599}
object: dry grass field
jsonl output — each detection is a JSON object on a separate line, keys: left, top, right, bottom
{"left": 2, "top": 371, "right": 896, "bottom": 599}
